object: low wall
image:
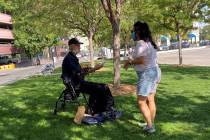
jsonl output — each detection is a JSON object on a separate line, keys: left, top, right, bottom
{"left": 0, "top": 63, "right": 15, "bottom": 70}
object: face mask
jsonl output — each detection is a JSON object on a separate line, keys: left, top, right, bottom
{"left": 131, "top": 31, "right": 137, "bottom": 41}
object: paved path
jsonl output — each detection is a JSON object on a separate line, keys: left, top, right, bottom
{"left": 157, "top": 46, "right": 210, "bottom": 66}
{"left": 0, "top": 59, "right": 63, "bottom": 86}
{"left": 0, "top": 56, "right": 98, "bottom": 86}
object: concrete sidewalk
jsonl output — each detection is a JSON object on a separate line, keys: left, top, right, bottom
{"left": 0, "top": 56, "right": 93, "bottom": 86}
{"left": 158, "top": 46, "right": 210, "bottom": 66}
{"left": 0, "top": 58, "right": 63, "bottom": 86}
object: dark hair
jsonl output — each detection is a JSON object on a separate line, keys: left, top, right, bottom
{"left": 134, "top": 21, "right": 157, "bottom": 49}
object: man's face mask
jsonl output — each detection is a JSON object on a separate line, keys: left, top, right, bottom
{"left": 131, "top": 31, "right": 137, "bottom": 41}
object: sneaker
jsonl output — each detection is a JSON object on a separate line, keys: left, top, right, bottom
{"left": 143, "top": 125, "right": 156, "bottom": 134}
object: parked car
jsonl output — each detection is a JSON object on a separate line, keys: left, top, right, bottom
{"left": 169, "top": 42, "right": 179, "bottom": 50}
{"left": 169, "top": 41, "right": 190, "bottom": 49}
{"left": 182, "top": 41, "right": 190, "bottom": 48}
{"left": 159, "top": 45, "right": 169, "bottom": 51}
{"left": 200, "top": 40, "right": 210, "bottom": 46}
{"left": 0, "top": 55, "right": 20, "bottom": 65}
{"left": 120, "top": 49, "right": 128, "bottom": 57}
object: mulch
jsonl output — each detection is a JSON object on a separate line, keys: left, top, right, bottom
{"left": 108, "top": 84, "right": 136, "bottom": 96}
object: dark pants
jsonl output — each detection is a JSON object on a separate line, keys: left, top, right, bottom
{"left": 79, "top": 81, "right": 114, "bottom": 114}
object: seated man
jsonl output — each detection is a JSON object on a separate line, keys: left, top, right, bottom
{"left": 61, "top": 37, "right": 115, "bottom": 115}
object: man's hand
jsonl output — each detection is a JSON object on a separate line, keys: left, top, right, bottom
{"left": 94, "top": 63, "right": 104, "bottom": 71}
{"left": 82, "top": 63, "right": 104, "bottom": 75}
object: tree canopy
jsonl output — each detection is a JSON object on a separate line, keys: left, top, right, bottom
{"left": 1, "top": 0, "right": 209, "bottom": 86}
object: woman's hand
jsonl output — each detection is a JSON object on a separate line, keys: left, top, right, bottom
{"left": 123, "top": 60, "right": 130, "bottom": 71}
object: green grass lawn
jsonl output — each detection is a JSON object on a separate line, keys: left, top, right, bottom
{"left": 0, "top": 61, "right": 210, "bottom": 140}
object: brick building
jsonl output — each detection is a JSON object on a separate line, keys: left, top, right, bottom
{"left": 0, "top": 12, "right": 18, "bottom": 55}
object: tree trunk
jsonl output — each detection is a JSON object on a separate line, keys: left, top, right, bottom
{"left": 112, "top": 21, "right": 121, "bottom": 88}
{"left": 88, "top": 31, "right": 95, "bottom": 67}
{"left": 176, "top": 22, "right": 182, "bottom": 65}
{"left": 177, "top": 34, "right": 183, "bottom": 65}
{"left": 100, "top": 0, "right": 122, "bottom": 88}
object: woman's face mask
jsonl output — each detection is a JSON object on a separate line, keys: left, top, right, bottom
{"left": 131, "top": 31, "right": 137, "bottom": 41}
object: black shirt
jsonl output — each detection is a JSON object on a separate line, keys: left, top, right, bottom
{"left": 61, "top": 52, "right": 84, "bottom": 87}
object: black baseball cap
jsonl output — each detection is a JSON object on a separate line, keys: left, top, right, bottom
{"left": 68, "top": 38, "right": 83, "bottom": 46}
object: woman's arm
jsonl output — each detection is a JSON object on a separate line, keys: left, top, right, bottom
{"left": 124, "top": 41, "right": 147, "bottom": 70}
{"left": 124, "top": 56, "right": 144, "bottom": 70}
{"left": 129, "top": 56, "right": 144, "bottom": 65}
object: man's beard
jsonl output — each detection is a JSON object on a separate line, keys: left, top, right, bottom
{"left": 72, "top": 49, "right": 79, "bottom": 55}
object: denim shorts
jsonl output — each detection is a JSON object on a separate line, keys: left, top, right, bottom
{"left": 136, "top": 66, "right": 161, "bottom": 97}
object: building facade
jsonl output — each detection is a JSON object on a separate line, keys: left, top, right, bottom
{"left": 0, "top": 12, "right": 20, "bottom": 56}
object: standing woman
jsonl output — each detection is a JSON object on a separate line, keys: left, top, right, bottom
{"left": 124, "top": 21, "right": 161, "bottom": 133}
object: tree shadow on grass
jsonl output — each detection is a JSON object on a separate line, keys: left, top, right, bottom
{"left": 160, "top": 64, "right": 210, "bottom": 79}
{"left": 0, "top": 72, "right": 158, "bottom": 140}
{"left": 0, "top": 80, "right": 147, "bottom": 140}
{"left": 1, "top": 65, "right": 210, "bottom": 140}
{"left": 155, "top": 90, "right": 210, "bottom": 139}
{"left": 2, "top": 85, "right": 209, "bottom": 140}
